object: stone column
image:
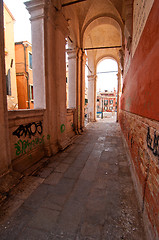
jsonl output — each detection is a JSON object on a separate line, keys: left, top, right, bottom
{"left": 0, "top": 1, "right": 11, "bottom": 175}
{"left": 76, "top": 48, "right": 82, "bottom": 133}
{"left": 88, "top": 74, "right": 97, "bottom": 122}
{"left": 25, "top": 0, "right": 46, "bottom": 109}
{"left": 43, "top": 1, "right": 58, "bottom": 155}
{"left": 80, "top": 51, "right": 87, "bottom": 130}
{"left": 67, "top": 48, "right": 85, "bottom": 133}
{"left": 67, "top": 48, "right": 77, "bottom": 109}
{"left": 55, "top": 11, "right": 70, "bottom": 149}
{"left": 117, "top": 68, "right": 122, "bottom": 122}
{"left": 25, "top": 1, "right": 70, "bottom": 153}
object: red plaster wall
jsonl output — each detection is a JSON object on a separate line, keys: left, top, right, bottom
{"left": 120, "top": 1, "right": 159, "bottom": 238}
{"left": 121, "top": 0, "right": 159, "bottom": 121}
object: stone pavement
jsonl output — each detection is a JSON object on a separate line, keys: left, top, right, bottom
{"left": 0, "top": 118, "right": 147, "bottom": 240}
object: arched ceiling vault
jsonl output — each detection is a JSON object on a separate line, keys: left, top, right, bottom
{"left": 61, "top": 0, "right": 124, "bottom": 69}
{"left": 81, "top": 14, "right": 124, "bottom": 47}
{"left": 62, "top": 0, "right": 124, "bottom": 43}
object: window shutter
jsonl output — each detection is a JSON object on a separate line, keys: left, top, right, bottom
{"left": 6, "top": 69, "right": 11, "bottom": 96}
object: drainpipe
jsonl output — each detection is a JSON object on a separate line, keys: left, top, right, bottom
{"left": 23, "top": 43, "right": 30, "bottom": 109}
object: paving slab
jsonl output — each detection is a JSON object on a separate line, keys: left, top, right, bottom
{"left": 0, "top": 118, "right": 147, "bottom": 240}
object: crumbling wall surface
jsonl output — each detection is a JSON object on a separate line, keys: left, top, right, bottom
{"left": 120, "top": 1, "right": 159, "bottom": 239}
{"left": 119, "top": 110, "right": 159, "bottom": 239}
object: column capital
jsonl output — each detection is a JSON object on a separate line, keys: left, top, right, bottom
{"left": 25, "top": 0, "right": 46, "bottom": 21}
{"left": 88, "top": 74, "right": 97, "bottom": 82}
{"left": 67, "top": 48, "right": 78, "bottom": 60}
{"left": 67, "top": 47, "right": 82, "bottom": 60}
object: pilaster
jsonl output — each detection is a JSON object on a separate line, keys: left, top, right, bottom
{"left": 54, "top": 10, "right": 70, "bottom": 149}
{"left": 76, "top": 48, "right": 82, "bottom": 133}
{"left": 88, "top": 74, "right": 97, "bottom": 122}
{"left": 67, "top": 48, "right": 78, "bottom": 109}
{"left": 43, "top": 1, "right": 58, "bottom": 155}
{"left": 80, "top": 51, "right": 87, "bottom": 130}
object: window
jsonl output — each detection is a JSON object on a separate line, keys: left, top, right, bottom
{"left": 29, "top": 84, "right": 34, "bottom": 101}
{"left": 97, "top": 99, "right": 99, "bottom": 102}
{"left": 29, "top": 52, "right": 32, "bottom": 69}
{"left": 85, "top": 98, "right": 88, "bottom": 105}
{"left": 6, "top": 69, "right": 11, "bottom": 95}
{"left": 104, "top": 100, "right": 108, "bottom": 105}
{"left": 110, "top": 100, "right": 113, "bottom": 105}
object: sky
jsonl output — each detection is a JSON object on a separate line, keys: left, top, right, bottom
{"left": 4, "top": 0, "right": 31, "bottom": 43}
{"left": 96, "top": 59, "right": 118, "bottom": 92}
{"left": 85, "top": 59, "right": 118, "bottom": 92}
{"left": 4, "top": 0, "right": 118, "bottom": 92}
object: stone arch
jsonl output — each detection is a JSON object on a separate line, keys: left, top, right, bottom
{"left": 81, "top": 14, "right": 124, "bottom": 48}
{"left": 95, "top": 55, "right": 122, "bottom": 122}
{"left": 96, "top": 54, "right": 119, "bottom": 70}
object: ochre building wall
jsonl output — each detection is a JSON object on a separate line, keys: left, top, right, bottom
{"left": 15, "top": 42, "right": 34, "bottom": 109}
{"left": 120, "top": 1, "right": 159, "bottom": 239}
{"left": 4, "top": 4, "right": 18, "bottom": 110}
{"left": 16, "top": 75, "right": 28, "bottom": 109}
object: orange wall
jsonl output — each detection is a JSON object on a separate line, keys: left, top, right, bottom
{"left": 121, "top": 0, "right": 159, "bottom": 121}
{"left": 16, "top": 75, "right": 28, "bottom": 109}
{"left": 15, "top": 42, "right": 34, "bottom": 109}
{"left": 15, "top": 44, "right": 25, "bottom": 73}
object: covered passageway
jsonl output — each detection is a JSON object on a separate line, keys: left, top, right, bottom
{"left": 0, "top": 1, "right": 158, "bottom": 239}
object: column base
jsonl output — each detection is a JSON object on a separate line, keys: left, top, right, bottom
{"left": 58, "top": 138, "right": 72, "bottom": 150}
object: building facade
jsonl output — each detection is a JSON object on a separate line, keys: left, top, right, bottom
{"left": 15, "top": 41, "right": 34, "bottom": 109}
{"left": 4, "top": 3, "right": 18, "bottom": 110}
{"left": 97, "top": 89, "right": 117, "bottom": 116}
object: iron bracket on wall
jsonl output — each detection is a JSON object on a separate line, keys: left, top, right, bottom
{"left": 62, "top": 0, "right": 87, "bottom": 7}
{"left": 84, "top": 46, "right": 122, "bottom": 51}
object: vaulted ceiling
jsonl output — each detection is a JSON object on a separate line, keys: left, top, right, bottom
{"left": 60, "top": 0, "right": 125, "bottom": 69}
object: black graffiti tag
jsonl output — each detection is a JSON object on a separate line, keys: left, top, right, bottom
{"left": 13, "top": 121, "right": 43, "bottom": 138}
{"left": 146, "top": 127, "right": 159, "bottom": 157}
{"left": 153, "top": 131, "right": 159, "bottom": 156}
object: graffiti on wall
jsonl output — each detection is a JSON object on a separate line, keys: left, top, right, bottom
{"left": 146, "top": 127, "right": 159, "bottom": 157}
{"left": 15, "top": 136, "right": 44, "bottom": 156}
{"left": 13, "top": 121, "right": 43, "bottom": 138}
{"left": 60, "top": 124, "right": 65, "bottom": 133}
{"left": 12, "top": 121, "right": 51, "bottom": 156}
